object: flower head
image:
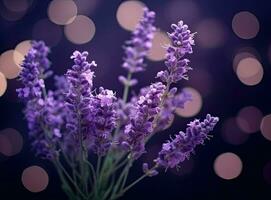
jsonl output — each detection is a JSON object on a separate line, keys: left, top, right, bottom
{"left": 155, "top": 114, "right": 219, "bottom": 169}
{"left": 16, "top": 41, "right": 51, "bottom": 100}
{"left": 157, "top": 21, "right": 195, "bottom": 83}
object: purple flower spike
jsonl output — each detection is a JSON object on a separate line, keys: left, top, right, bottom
{"left": 157, "top": 21, "right": 195, "bottom": 83}
{"left": 16, "top": 41, "right": 51, "bottom": 100}
{"left": 89, "top": 87, "right": 117, "bottom": 156}
{"left": 155, "top": 114, "right": 219, "bottom": 169}
{"left": 121, "top": 82, "right": 166, "bottom": 159}
{"left": 65, "top": 51, "right": 97, "bottom": 139}
{"left": 119, "top": 8, "right": 156, "bottom": 87}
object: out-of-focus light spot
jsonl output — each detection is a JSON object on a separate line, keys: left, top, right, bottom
{"left": 13, "top": 40, "right": 32, "bottom": 67}
{"left": 196, "top": 19, "right": 227, "bottom": 48}
{"left": 48, "top": 0, "right": 77, "bottom": 25}
{"left": 0, "top": 72, "right": 7, "bottom": 97}
{"left": 15, "top": 40, "right": 32, "bottom": 56}
{"left": 0, "top": 6, "right": 26, "bottom": 21}
{"left": 233, "top": 51, "right": 256, "bottom": 72}
{"left": 75, "top": 0, "right": 99, "bottom": 15}
{"left": 188, "top": 68, "right": 213, "bottom": 97}
{"left": 165, "top": 0, "right": 200, "bottom": 25}
{"left": 33, "top": 19, "right": 62, "bottom": 47}
{"left": 3, "top": 0, "right": 29, "bottom": 12}
{"left": 170, "top": 158, "right": 194, "bottom": 176}
{"left": 0, "top": 134, "right": 12, "bottom": 155}
{"left": 0, "top": 50, "right": 21, "bottom": 79}
{"left": 237, "top": 106, "right": 263, "bottom": 134}
{"left": 221, "top": 118, "right": 248, "bottom": 145}
{"left": 147, "top": 31, "right": 171, "bottom": 61}
{"left": 236, "top": 57, "right": 263, "bottom": 86}
{"left": 260, "top": 114, "right": 271, "bottom": 141}
{"left": 64, "top": 15, "right": 95, "bottom": 44}
{"left": 268, "top": 45, "right": 271, "bottom": 65}
{"left": 214, "top": 152, "right": 242, "bottom": 180}
{"left": 22, "top": 166, "right": 49, "bottom": 193}
{"left": 175, "top": 87, "right": 202, "bottom": 118}
{"left": 263, "top": 161, "right": 271, "bottom": 185}
{"left": 116, "top": 0, "right": 145, "bottom": 31}
{"left": 232, "top": 11, "right": 259, "bottom": 39}
{"left": 0, "top": 128, "right": 23, "bottom": 156}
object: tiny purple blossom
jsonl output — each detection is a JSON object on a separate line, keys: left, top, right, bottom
{"left": 157, "top": 21, "right": 195, "bottom": 83}
{"left": 155, "top": 114, "right": 219, "bottom": 169}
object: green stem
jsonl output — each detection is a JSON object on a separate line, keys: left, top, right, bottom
{"left": 122, "top": 72, "right": 132, "bottom": 103}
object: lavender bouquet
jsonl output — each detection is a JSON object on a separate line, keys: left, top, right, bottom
{"left": 16, "top": 8, "right": 219, "bottom": 200}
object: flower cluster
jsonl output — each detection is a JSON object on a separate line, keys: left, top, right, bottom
{"left": 155, "top": 114, "right": 219, "bottom": 169}
{"left": 157, "top": 21, "right": 195, "bottom": 83}
{"left": 16, "top": 7, "right": 219, "bottom": 199}
{"left": 119, "top": 8, "right": 156, "bottom": 86}
{"left": 16, "top": 41, "right": 50, "bottom": 100}
{"left": 65, "top": 51, "right": 96, "bottom": 140}
{"left": 120, "top": 82, "right": 166, "bottom": 159}
{"left": 89, "top": 87, "right": 117, "bottom": 156}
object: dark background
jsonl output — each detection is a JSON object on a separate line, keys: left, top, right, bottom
{"left": 0, "top": 0, "right": 271, "bottom": 199}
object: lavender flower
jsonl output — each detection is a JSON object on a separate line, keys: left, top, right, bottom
{"left": 155, "top": 114, "right": 219, "bottom": 169}
{"left": 119, "top": 8, "right": 156, "bottom": 86}
{"left": 16, "top": 41, "right": 50, "bottom": 100}
{"left": 89, "top": 87, "right": 117, "bottom": 156}
{"left": 157, "top": 21, "right": 195, "bottom": 83}
{"left": 121, "top": 82, "right": 166, "bottom": 159}
{"left": 65, "top": 51, "right": 97, "bottom": 140}
{"left": 155, "top": 89, "right": 192, "bottom": 132}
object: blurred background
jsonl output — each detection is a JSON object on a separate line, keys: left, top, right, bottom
{"left": 0, "top": 0, "right": 271, "bottom": 199}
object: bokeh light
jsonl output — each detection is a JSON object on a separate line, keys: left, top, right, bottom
{"left": 0, "top": 72, "right": 7, "bottom": 97}
{"left": 214, "top": 152, "right": 243, "bottom": 180}
{"left": 196, "top": 19, "right": 227, "bottom": 48}
{"left": 32, "top": 19, "right": 62, "bottom": 47}
{"left": 3, "top": 0, "right": 30, "bottom": 12}
{"left": 165, "top": 0, "right": 200, "bottom": 26}
{"left": 233, "top": 50, "right": 257, "bottom": 72}
{"left": 175, "top": 87, "right": 202, "bottom": 118}
{"left": 188, "top": 68, "right": 213, "bottom": 97}
{"left": 48, "top": 0, "right": 77, "bottom": 25}
{"left": 236, "top": 57, "right": 263, "bottom": 86}
{"left": 0, "top": 50, "right": 21, "bottom": 79}
{"left": 221, "top": 118, "right": 248, "bottom": 145}
{"left": 232, "top": 11, "right": 259, "bottom": 39}
{"left": 260, "top": 114, "right": 271, "bottom": 141}
{"left": 263, "top": 160, "right": 271, "bottom": 185}
{"left": 64, "top": 15, "right": 96, "bottom": 44}
{"left": 21, "top": 166, "right": 49, "bottom": 193}
{"left": 0, "top": 128, "right": 23, "bottom": 156}
{"left": 237, "top": 106, "right": 263, "bottom": 134}
{"left": 13, "top": 40, "right": 32, "bottom": 67}
{"left": 116, "top": 0, "right": 145, "bottom": 31}
{"left": 147, "top": 31, "right": 171, "bottom": 61}
{"left": 75, "top": 0, "right": 99, "bottom": 15}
